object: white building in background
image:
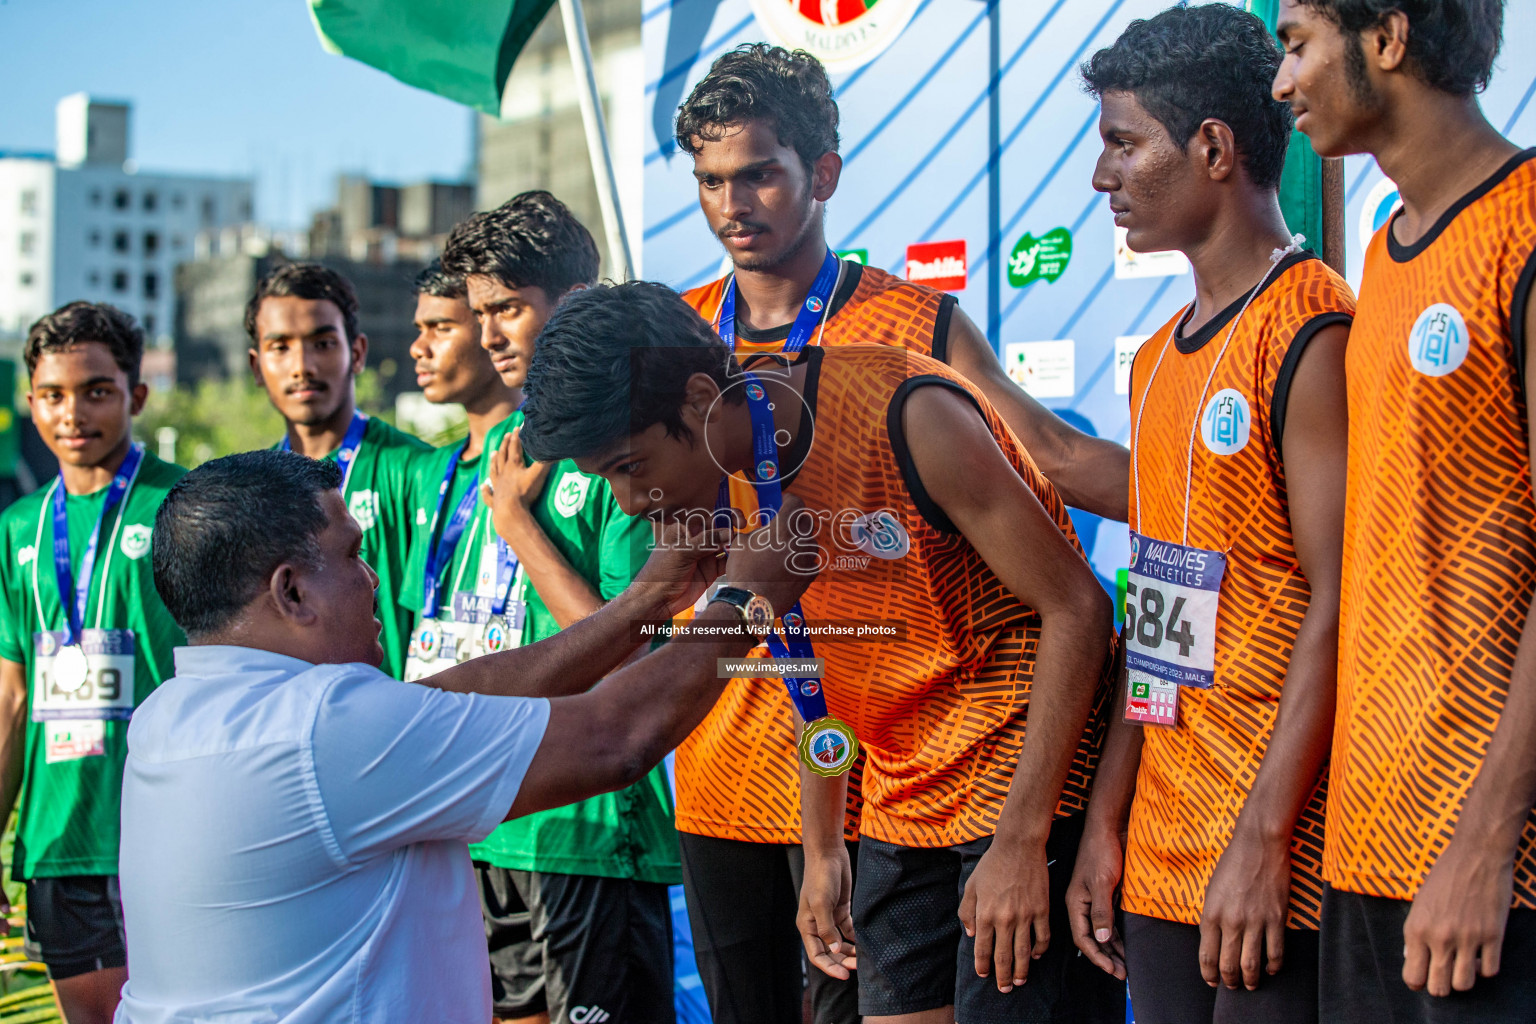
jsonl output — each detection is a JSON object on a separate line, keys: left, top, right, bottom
{"left": 0, "top": 94, "right": 253, "bottom": 345}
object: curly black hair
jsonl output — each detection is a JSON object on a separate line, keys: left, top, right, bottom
{"left": 26, "top": 301, "right": 144, "bottom": 388}
{"left": 1294, "top": 0, "right": 1503, "bottom": 96}
{"left": 1081, "top": 3, "right": 1292, "bottom": 191}
{"left": 520, "top": 281, "right": 744, "bottom": 464}
{"left": 413, "top": 258, "right": 466, "bottom": 300}
{"left": 440, "top": 190, "right": 598, "bottom": 297}
{"left": 675, "top": 43, "right": 839, "bottom": 170}
{"left": 243, "top": 262, "right": 360, "bottom": 343}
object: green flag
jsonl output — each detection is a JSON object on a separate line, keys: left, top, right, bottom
{"left": 1247, "top": 0, "right": 1325, "bottom": 248}
{"left": 309, "top": 0, "right": 556, "bottom": 115}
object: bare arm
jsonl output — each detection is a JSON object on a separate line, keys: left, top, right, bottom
{"left": 0, "top": 661, "right": 24, "bottom": 917}
{"left": 1199, "top": 322, "right": 1348, "bottom": 991}
{"left": 1402, "top": 289, "right": 1536, "bottom": 997}
{"left": 944, "top": 309, "right": 1130, "bottom": 522}
{"left": 797, "top": 732, "right": 858, "bottom": 979}
{"left": 484, "top": 428, "right": 604, "bottom": 628}
{"left": 904, "top": 384, "right": 1114, "bottom": 990}
{"left": 506, "top": 501, "right": 818, "bottom": 818}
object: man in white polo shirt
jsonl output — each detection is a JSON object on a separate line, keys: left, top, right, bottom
{"left": 114, "top": 450, "right": 813, "bottom": 1023}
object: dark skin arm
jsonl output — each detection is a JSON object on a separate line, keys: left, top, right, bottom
{"left": 0, "top": 661, "right": 26, "bottom": 917}
{"left": 945, "top": 309, "right": 1130, "bottom": 522}
{"left": 1197, "top": 322, "right": 1348, "bottom": 991}
{"left": 1401, "top": 294, "right": 1536, "bottom": 997}
{"left": 797, "top": 739, "right": 858, "bottom": 979}
{"left": 483, "top": 427, "right": 604, "bottom": 628}
{"left": 798, "top": 384, "right": 1113, "bottom": 990}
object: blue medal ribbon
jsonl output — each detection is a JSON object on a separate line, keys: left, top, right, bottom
{"left": 51, "top": 442, "right": 145, "bottom": 647}
{"left": 422, "top": 445, "right": 481, "bottom": 619}
{"left": 280, "top": 411, "right": 369, "bottom": 492}
{"left": 714, "top": 373, "right": 827, "bottom": 723}
{"left": 716, "top": 249, "right": 840, "bottom": 354}
{"left": 489, "top": 538, "right": 521, "bottom": 617}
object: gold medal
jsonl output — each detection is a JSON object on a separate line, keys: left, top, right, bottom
{"left": 798, "top": 716, "right": 859, "bottom": 777}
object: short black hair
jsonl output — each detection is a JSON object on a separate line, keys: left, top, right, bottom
{"left": 440, "top": 191, "right": 599, "bottom": 297}
{"left": 244, "top": 262, "right": 361, "bottom": 344}
{"left": 521, "top": 282, "right": 742, "bottom": 463}
{"left": 153, "top": 451, "right": 343, "bottom": 639}
{"left": 414, "top": 259, "right": 466, "bottom": 300}
{"left": 1081, "top": 4, "right": 1292, "bottom": 191}
{"left": 1295, "top": 0, "right": 1503, "bottom": 95}
{"left": 25, "top": 301, "right": 144, "bottom": 388}
{"left": 675, "top": 43, "right": 840, "bottom": 171}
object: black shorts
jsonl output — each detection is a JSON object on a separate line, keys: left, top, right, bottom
{"left": 678, "top": 832, "right": 860, "bottom": 1024}
{"left": 477, "top": 863, "right": 675, "bottom": 1024}
{"left": 852, "top": 814, "right": 1124, "bottom": 1024}
{"left": 23, "top": 875, "right": 127, "bottom": 980}
{"left": 1320, "top": 885, "right": 1536, "bottom": 1024}
{"left": 1123, "top": 912, "right": 1318, "bottom": 1024}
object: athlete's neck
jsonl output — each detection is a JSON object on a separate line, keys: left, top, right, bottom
{"left": 1182, "top": 195, "right": 1295, "bottom": 337}
{"left": 285, "top": 396, "right": 359, "bottom": 459}
{"left": 730, "top": 229, "right": 830, "bottom": 331}
{"left": 462, "top": 389, "right": 522, "bottom": 461}
{"left": 60, "top": 434, "right": 133, "bottom": 496}
{"left": 1370, "top": 92, "right": 1518, "bottom": 248}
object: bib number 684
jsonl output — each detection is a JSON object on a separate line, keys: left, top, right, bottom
{"left": 1124, "top": 581, "right": 1195, "bottom": 657}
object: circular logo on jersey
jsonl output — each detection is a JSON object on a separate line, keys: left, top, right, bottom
{"left": 748, "top": 0, "right": 922, "bottom": 74}
{"left": 849, "top": 509, "right": 910, "bottom": 559}
{"left": 798, "top": 716, "right": 860, "bottom": 777}
{"left": 805, "top": 295, "right": 824, "bottom": 314}
{"left": 744, "top": 382, "right": 765, "bottom": 402}
{"left": 1408, "top": 303, "right": 1469, "bottom": 377}
{"left": 799, "top": 679, "right": 821, "bottom": 697}
{"left": 1358, "top": 177, "right": 1402, "bottom": 250}
{"left": 1200, "top": 389, "right": 1251, "bottom": 456}
{"left": 756, "top": 459, "right": 778, "bottom": 481}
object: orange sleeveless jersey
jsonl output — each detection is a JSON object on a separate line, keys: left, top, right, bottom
{"left": 776, "top": 345, "right": 1112, "bottom": 846}
{"left": 675, "top": 265, "right": 952, "bottom": 843}
{"left": 1121, "top": 253, "right": 1354, "bottom": 929}
{"left": 1329, "top": 150, "right": 1536, "bottom": 905}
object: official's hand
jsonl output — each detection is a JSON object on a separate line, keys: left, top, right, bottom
{"left": 632, "top": 520, "right": 731, "bottom": 620}
{"left": 798, "top": 845, "right": 857, "bottom": 979}
{"left": 960, "top": 835, "right": 1051, "bottom": 992}
{"left": 1198, "top": 829, "right": 1290, "bottom": 990}
{"left": 1066, "top": 822, "right": 1126, "bottom": 979}
{"left": 482, "top": 428, "right": 554, "bottom": 540}
{"left": 1402, "top": 837, "right": 1514, "bottom": 997}
{"left": 720, "top": 495, "right": 818, "bottom": 614}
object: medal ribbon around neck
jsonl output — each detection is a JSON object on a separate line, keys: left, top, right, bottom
{"left": 51, "top": 442, "right": 145, "bottom": 648}
{"left": 421, "top": 442, "right": 481, "bottom": 619}
{"left": 1131, "top": 236, "right": 1304, "bottom": 544}
{"left": 715, "top": 248, "right": 843, "bottom": 353}
{"left": 280, "top": 411, "right": 369, "bottom": 493}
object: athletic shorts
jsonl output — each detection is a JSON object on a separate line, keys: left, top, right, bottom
{"left": 23, "top": 875, "right": 127, "bottom": 980}
{"left": 1123, "top": 912, "right": 1318, "bottom": 1024}
{"left": 1320, "top": 885, "right": 1536, "bottom": 1024}
{"left": 678, "top": 832, "right": 860, "bottom": 1024}
{"left": 477, "top": 863, "right": 675, "bottom": 1024}
{"left": 852, "top": 814, "right": 1123, "bottom": 1024}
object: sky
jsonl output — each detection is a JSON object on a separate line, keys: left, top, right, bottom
{"left": 0, "top": 0, "right": 476, "bottom": 230}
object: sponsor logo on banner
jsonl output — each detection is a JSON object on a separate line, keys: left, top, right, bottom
{"left": 749, "top": 0, "right": 922, "bottom": 74}
{"left": 1113, "top": 225, "right": 1190, "bottom": 279}
{"left": 836, "top": 248, "right": 869, "bottom": 265}
{"left": 1359, "top": 177, "right": 1402, "bottom": 248}
{"left": 1008, "top": 227, "right": 1073, "bottom": 287}
{"left": 1409, "top": 303, "right": 1469, "bottom": 377}
{"left": 1114, "top": 336, "right": 1151, "bottom": 395}
{"left": 905, "top": 239, "right": 967, "bottom": 291}
{"left": 1004, "top": 340, "right": 1075, "bottom": 398}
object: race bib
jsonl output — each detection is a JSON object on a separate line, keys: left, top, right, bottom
{"left": 404, "top": 619, "right": 465, "bottom": 682}
{"left": 1122, "top": 532, "right": 1225, "bottom": 727}
{"left": 31, "top": 629, "right": 135, "bottom": 722}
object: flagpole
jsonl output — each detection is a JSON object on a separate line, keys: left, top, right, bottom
{"left": 558, "top": 0, "right": 635, "bottom": 281}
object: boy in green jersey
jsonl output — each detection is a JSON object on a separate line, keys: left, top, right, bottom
{"left": 0, "top": 302, "right": 186, "bottom": 1024}
{"left": 246, "top": 263, "right": 431, "bottom": 678}
{"left": 438, "top": 192, "right": 680, "bottom": 1024}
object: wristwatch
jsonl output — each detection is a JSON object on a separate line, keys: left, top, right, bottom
{"left": 706, "top": 583, "right": 776, "bottom": 640}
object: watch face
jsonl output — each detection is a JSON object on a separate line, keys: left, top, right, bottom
{"left": 744, "top": 595, "right": 775, "bottom": 635}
